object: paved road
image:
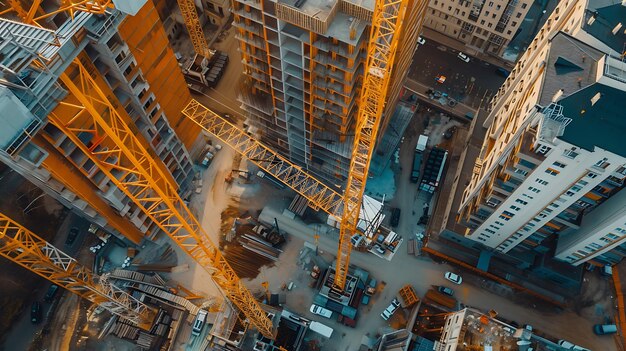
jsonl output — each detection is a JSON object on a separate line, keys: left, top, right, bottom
{"left": 409, "top": 40, "right": 507, "bottom": 107}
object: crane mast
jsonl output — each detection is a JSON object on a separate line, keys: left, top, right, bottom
{"left": 334, "top": 0, "right": 409, "bottom": 290}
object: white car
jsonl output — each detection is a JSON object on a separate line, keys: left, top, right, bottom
{"left": 457, "top": 52, "right": 470, "bottom": 62}
{"left": 380, "top": 298, "right": 401, "bottom": 320}
{"left": 373, "top": 244, "right": 385, "bottom": 255}
{"left": 417, "top": 36, "right": 426, "bottom": 45}
{"left": 310, "top": 304, "right": 333, "bottom": 318}
{"left": 444, "top": 272, "right": 462, "bottom": 284}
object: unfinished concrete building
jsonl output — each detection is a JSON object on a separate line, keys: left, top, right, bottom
{"left": 0, "top": 1, "right": 201, "bottom": 244}
{"left": 233, "top": 0, "right": 428, "bottom": 185}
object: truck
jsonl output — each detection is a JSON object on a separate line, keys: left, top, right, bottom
{"left": 410, "top": 135, "right": 428, "bottom": 183}
{"left": 419, "top": 147, "right": 448, "bottom": 193}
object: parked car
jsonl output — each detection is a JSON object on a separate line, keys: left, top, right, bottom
{"left": 443, "top": 126, "right": 456, "bottom": 140}
{"left": 310, "top": 304, "right": 333, "bottom": 318}
{"left": 65, "top": 227, "right": 79, "bottom": 246}
{"left": 457, "top": 52, "right": 470, "bottom": 63}
{"left": 31, "top": 302, "right": 41, "bottom": 324}
{"left": 437, "top": 286, "right": 455, "bottom": 296}
{"left": 417, "top": 36, "right": 426, "bottom": 45}
{"left": 594, "top": 324, "right": 617, "bottom": 335}
{"left": 444, "top": 272, "right": 462, "bottom": 284}
{"left": 380, "top": 298, "right": 401, "bottom": 320}
{"left": 44, "top": 284, "right": 59, "bottom": 303}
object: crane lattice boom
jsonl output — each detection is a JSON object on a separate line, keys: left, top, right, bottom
{"left": 0, "top": 212, "right": 152, "bottom": 327}
{"left": 182, "top": 100, "right": 344, "bottom": 217}
{"left": 6, "top": 2, "right": 274, "bottom": 338}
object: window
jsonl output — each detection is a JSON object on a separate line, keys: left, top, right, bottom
{"left": 528, "top": 186, "right": 541, "bottom": 193}
{"left": 512, "top": 21, "right": 518, "bottom": 26}
{"left": 510, "top": 205, "right": 521, "bottom": 211}
{"left": 545, "top": 168, "right": 560, "bottom": 176}
{"left": 515, "top": 199, "right": 528, "bottom": 205}
{"left": 594, "top": 158, "right": 610, "bottom": 169}
{"left": 535, "top": 178, "right": 549, "bottom": 185}
{"left": 502, "top": 211, "right": 515, "bottom": 217}
{"left": 577, "top": 180, "right": 589, "bottom": 186}
{"left": 553, "top": 161, "right": 567, "bottom": 168}
{"left": 516, "top": 12, "right": 522, "bottom": 18}
{"left": 499, "top": 215, "right": 511, "bottom": 221}
{"left": 507, "top": 30, "right": 512, "bottom": 35}
{"left": 481, "top": 19, "right": 485, "bottom": 25}
{"left": 488, "top": 1, "right": 493, "bottom": 6}
{"left": 521, "top": 3, "right": 527, "bottom": 8}
{"left": 563, "top": 149, "right": 579, "bottom": 159}
{"left": 587, "top": 172, "right": 598, "bottom": 179}
{"left": 485, "top": 229, "right": 496, "bottom": 234}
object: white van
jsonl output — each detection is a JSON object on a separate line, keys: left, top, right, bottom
{"left": 191, "top": 310, "right": 208, "bottom": 336}
{"left": 309, "top": 321, "right": 333, "bottom": 338}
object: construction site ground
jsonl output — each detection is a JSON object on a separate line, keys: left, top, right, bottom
{"left": 183, "top": 105, "right": 612, "bottom": 350}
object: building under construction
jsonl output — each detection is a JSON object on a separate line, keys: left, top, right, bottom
{"left": 0, "top": 1, "right": 200, "bottom": 244}
{"left": 233, "top": 0, "right": 428, "bottom": 185}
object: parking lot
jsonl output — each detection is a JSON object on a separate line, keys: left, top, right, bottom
{"left": 409, "top": 40, "right": 507, "bottom": 107}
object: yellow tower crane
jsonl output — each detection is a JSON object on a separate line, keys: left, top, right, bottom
{"left": 5, "top": 1, "right": 275, "bottom": 338}
{"left": 184, "top": 0, "right": 411, "bottom": 290}
{"left": 0, "top": 212, "right": 153, "bottom": 328}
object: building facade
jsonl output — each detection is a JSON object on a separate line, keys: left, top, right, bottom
{"left": 0, "top": 1, "right": 200, "bottom": 243}
{"left": 232, "top": 0, "right": 428, "bottom": 185}
{"left": 424, "top": 0, "right": 533, "bottom": 57}
{"left": 457, "top": 0, "right": 626, "bottom": 267}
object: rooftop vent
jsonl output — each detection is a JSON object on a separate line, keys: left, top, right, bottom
{"left": 591, "top": 92, "right": 602, "bottom": 106}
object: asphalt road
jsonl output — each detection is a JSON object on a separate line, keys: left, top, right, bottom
{"left": 409, "top": 40, "right": 507, "bottom": 107}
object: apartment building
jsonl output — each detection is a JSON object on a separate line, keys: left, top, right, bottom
{"left": 232, "top": 0, "right": 427, "bottom": 185}
{"left": 424, "top": 0, "right": 533, "bottom": 57}
{"left": 457, "top": 0, "right": 626, "bottom": 267}
{"left": 0, "top": 1, "right": 200, "bottom": 243}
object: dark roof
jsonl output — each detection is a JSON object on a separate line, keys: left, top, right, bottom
{"left": 583, "top": 3, "right": 626, "bottom": 54}
{"left": 558, "top": 83, "right": 626, "bottom": 157}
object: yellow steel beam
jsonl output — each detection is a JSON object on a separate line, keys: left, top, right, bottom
{"left": 176, "top": 0, "right": 211, "bottom": 58}
{"left": 182, "top": 99, "right": 344, "bottom": 217}
{"left": 49, "top": 58, "right": 275, "bottom": 338}
{"left": 7, "top": 1, "right": 112, "bottom": 26}
{"left": 0, "top": 212, "right": 152, "bottom": 327}
{"left": 334, "top": 0, "right": 410, "bottom": 290}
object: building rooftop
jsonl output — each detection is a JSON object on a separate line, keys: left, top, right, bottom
{"left": 583, "top": 2, "right": 626, "bottom": 54}
{"left": 538, "top": 32, "right": 604, "bottom": 107}
{"left": 559, "top": 82, "right": 626, "bottom": 157}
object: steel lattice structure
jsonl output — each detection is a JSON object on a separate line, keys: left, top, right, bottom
{"left": 6, "top": 1, "right": 275, "bottom": 338}
{"left": 176, "top": 0, "right": 212, "bottom": 58}
{"left": 184, "top": 0, "right": 411, "bottom": 290}
{"left": 182, "top": 100, "right": 344, "bottom": 217}
{"left": 46, "top": 57, "right": 275, "bottom": 338}
{"left": 0, "top": 212, "right": 152, "bottom": 327}
{"left": 334, "top": 0, "right": 410, "bottom": 289}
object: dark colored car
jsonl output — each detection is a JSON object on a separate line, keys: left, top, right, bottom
{"left": 44, "top": 284, "right": 59, "bottom": 303}
{"left": 438, "top": 286, "right": 455, "bottom": 296}
{"left": 31, "top": 302, "right": 41, "bottom": 324}
{"left": 444, "top": 126, "right": 456, "bottom": 140}
{"left": 390, "top": 208, "right": 401, "bottom": 227}
{"left": 65, "top": 227, "right": 79, "bottom": 246}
